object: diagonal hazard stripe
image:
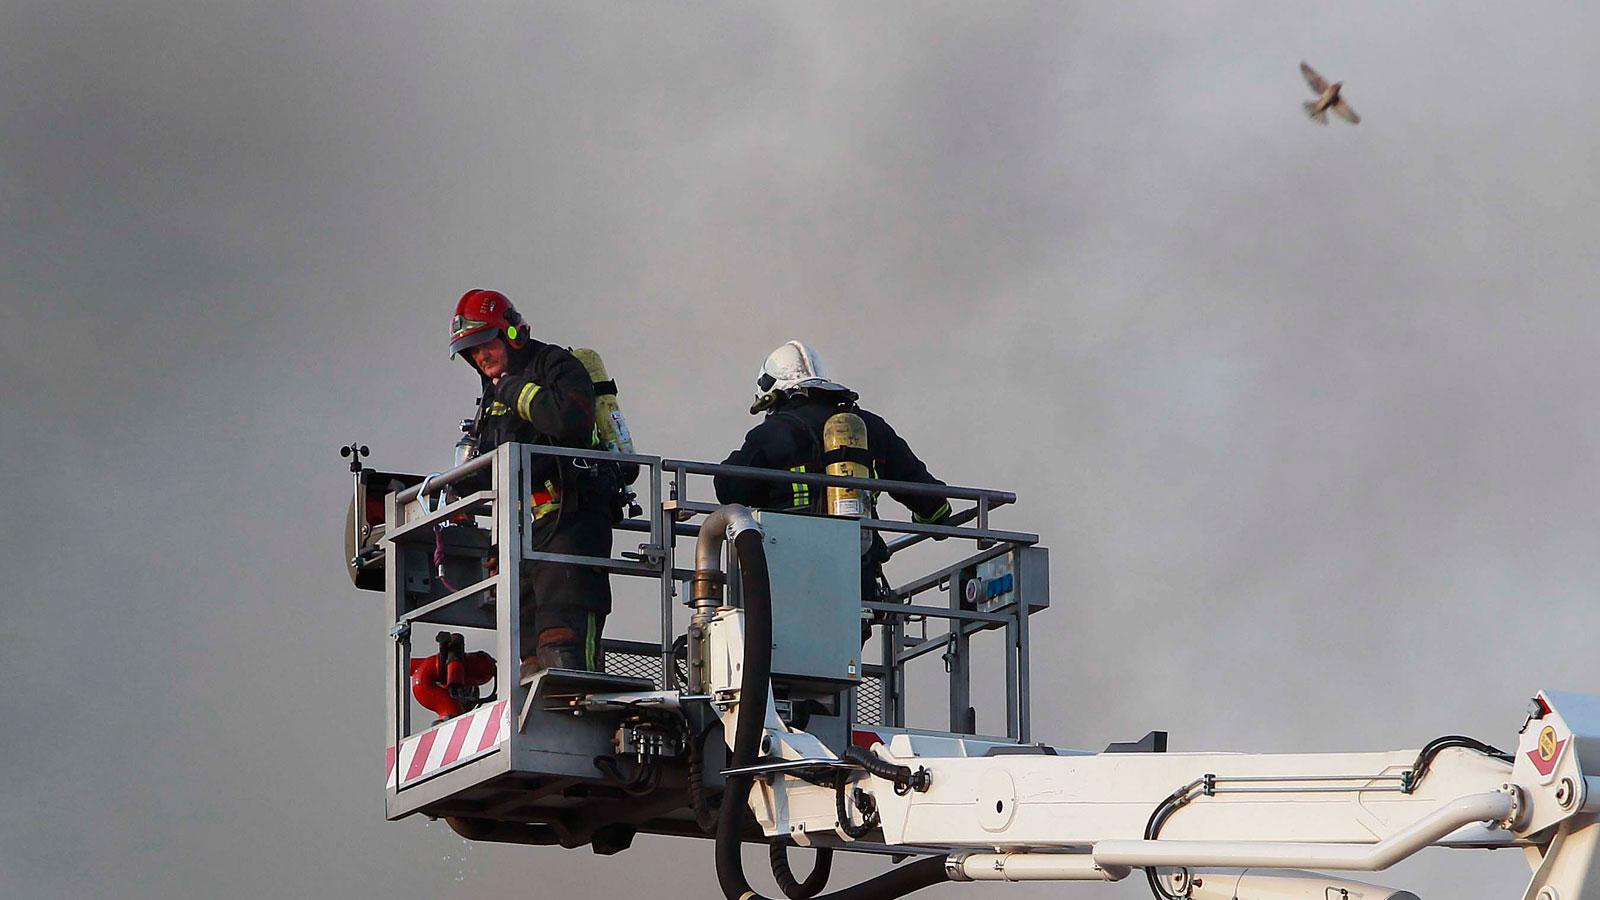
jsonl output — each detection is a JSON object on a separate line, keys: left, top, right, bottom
{"left": 387, "top": 701, "right": 511, "bottom": 787}
{"left": 439, "top": 713, "right": 477, "bottom": 767}
{"left": 404, "top": 727, "right": 440, "bottom": 782}
{"left": 477, "top": 700, "right": 509, "bottom": 752}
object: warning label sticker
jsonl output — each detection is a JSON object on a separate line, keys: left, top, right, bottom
{"left": 1528, "top": 724, "right": 1567, "bottom": 778}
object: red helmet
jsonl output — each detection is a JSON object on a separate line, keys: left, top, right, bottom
{"left": 449, "top": 289, "right": 525, "bottom": 358}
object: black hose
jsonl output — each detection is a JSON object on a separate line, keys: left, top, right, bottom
{"left": 1403, "top": 735, "right": 1513, "bottom": 793}
{"left": 834, "top": 777, "right": 878, "bottom": 840}
{"left": 714, "top": 527, "right": 950, "bottom": 900}
{"left": 688, "top": 721, "right": 721, "bottom": 834}
{"left": 843, "top": 746, "right": 930, "bottom": 795}
{"left": 770, "top": 838, "right": 834, "bottom": 899}
{"left": 594, "top": 755, "right": 658, "bottom": 796}
{"left": 1141, "top": 781, "right": 1203, "bottom": 900}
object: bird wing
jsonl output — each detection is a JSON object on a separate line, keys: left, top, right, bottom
{"left": 1300, "top": 61, "right": 1328, "bottom": 93}
{"left": 1333, "top": 99, "right": 1360, "bottom": 124}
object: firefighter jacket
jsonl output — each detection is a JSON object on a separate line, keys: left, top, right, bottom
{"left": 468, "top": 339, "right": 606, "bottom": 517}
{"left": 713, "top": 391, "right": 952, "bottom": 525}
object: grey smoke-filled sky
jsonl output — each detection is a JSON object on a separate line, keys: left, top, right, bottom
{"left": 4, "top": 2, "right": 1597, "bottom": 898}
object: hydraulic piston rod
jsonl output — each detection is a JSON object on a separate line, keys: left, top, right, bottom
{"left": 1092, "top": 790, "right": 1514, "bottom": 872}
{"left": 946, "top": 853, "right": 1130, "bottom": 882}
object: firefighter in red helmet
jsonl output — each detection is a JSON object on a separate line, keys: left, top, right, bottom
{"left": 450, "top": 289, "right": 613, "bottom": 672}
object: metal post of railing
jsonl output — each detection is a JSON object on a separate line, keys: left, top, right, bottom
{"left": 673, "top": 463, "right": 690, "bottom": 687}
{"left": 385, "top": 486, "right": 408, "bottom": 795}
{"left": 498, "top": 444, "right": 524, "bottom": 761}
{"left": 948, "top": 575, "right": 972, "bottom": 734}
{"left": 977, "top": 495, "right": 992, "bottom": 550}
{"left": 1017, "top": 577, "right": 1031, "bottom": 742}
{"left": 1005, "top": 599, "right": 1020, "bottom": 741}
{"left": 654, "top": 460, "right": 675, "bottom": 687}
{"left": 877, "top": 621, "right": 890, "bottom": 727}
{"left": 892, "top": 616, "right": 908, "bottom": 728}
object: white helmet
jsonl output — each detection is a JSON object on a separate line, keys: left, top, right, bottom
{"left": 750, "top": 340, "right": 851, "bottom": 413}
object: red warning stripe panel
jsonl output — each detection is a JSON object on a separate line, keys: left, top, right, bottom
{"left": 386, "top": 701, "right": 511, "bottom": 787}
{"left": 477, "top": 700, "right": 508, "bottom": 752}
{"left": 439, "top": 713, "right": 477, "bottom": 767}
{"left": 852, "top": 729, "right": 884, "bottom": 749}
{"left": 386, "top": 745, "right": 397, "bottom": 781}
{"left": 405, "top": 727, "right": 440, "bottom": 781}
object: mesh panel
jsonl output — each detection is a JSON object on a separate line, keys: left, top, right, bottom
{"left": 599, "top": 643, "right": 683, "bottom": 690}
{"left": 604, "top": 649, "right": 663, "bottom": 685}
{"left": 853, "top": 674, "right": 888, "bottom": 725}
{"left": 602, "top": 644, "right": 887, "bottom": 721}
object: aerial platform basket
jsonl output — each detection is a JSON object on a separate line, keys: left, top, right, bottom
{"left": 349, "top": 442, "right": 1048, "bottom": 853}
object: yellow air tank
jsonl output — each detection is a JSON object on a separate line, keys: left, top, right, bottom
{"left": 823, "top": 411, "right": 870, "bottom": 518}
{"left": 572, "top": 348, "right": 639, "bottom": 485}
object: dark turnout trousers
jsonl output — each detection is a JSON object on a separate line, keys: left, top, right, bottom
{"left": 521, "top": 491, "right": 613, "bottom": 668}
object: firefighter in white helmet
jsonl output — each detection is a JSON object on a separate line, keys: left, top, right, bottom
{"left": 715, "top": 341, "right": 952, "bottom": 626}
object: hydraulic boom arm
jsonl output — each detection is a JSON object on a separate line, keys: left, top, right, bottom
{"left": 698, "top": 507, "right": 1600, "bottom": 899}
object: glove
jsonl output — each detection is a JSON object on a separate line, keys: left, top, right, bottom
{"left": 914, "top": 502, "right": 954, "bottom": 540}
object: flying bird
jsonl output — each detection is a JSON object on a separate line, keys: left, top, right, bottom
{"left": 1300, "top": 61, "right": 1360, "bottom": 125}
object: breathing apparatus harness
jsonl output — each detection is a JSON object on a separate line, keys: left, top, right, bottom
{"left": 766, "top": 391, "right": 868, "bottom": 514}
{"left": 462, "top": 374, "right": 592, "bottom": 551}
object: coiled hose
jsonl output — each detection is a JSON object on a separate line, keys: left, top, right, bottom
{"left": 770, "top": 838, "right": 834, "bottom": 899}
{"left": 714, "top": 524, "right": 949, "bottom": 900}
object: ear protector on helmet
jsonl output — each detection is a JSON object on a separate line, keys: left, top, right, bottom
{"left": 504, "top": 306, "right": 523, "bottom": 344}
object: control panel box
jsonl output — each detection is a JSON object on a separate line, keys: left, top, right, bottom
{"left": 730, "top": 511, "right": 863, "bottom": 687}
{"left": 961, "top": 546, "right": 1049, "bottom": 615}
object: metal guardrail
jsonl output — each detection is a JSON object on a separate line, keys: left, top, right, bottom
{"left": 385, "top": 442, "right": 1045, "bottom": 759}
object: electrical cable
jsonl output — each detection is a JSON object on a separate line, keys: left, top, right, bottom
{"left": 833, "top": 776, "right": 879, "bottom": 840}
{"left": 1142, "top": 781, "right": 1200, "bottom": 900}
{"left": 769, "top": 837, "right": 834, "bottom": 899}
{"left": 687, "top": 719, "right": 721, "bottom": 834}
{"left": 593, "top": 755, "right": 658, "bottom": 797}
{"left": 1403, "top": 735, "right": 1513, "bottom": 793}
{"left": 844, "top": 745, "right": 931, "bottom": 795}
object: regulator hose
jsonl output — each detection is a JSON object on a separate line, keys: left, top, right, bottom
{"left": 770, "top": 838, "right": 834, "bottom": 899}
{"left": 714, "top": 525, "right": 949, "bottom": 900}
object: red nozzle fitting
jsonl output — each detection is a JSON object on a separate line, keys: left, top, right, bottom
{"left": 410, "top": 642, "right": 496, "bottom": 720}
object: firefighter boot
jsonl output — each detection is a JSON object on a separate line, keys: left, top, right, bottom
{"left": 535, "top": 642, "right": 586, "bottom": 671}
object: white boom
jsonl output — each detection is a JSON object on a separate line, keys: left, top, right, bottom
{"left": 706, "top": 593, "right": 1600, "bottom": 899}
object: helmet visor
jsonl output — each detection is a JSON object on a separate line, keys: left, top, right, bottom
{"left": 449, "top": 325, "right": 497, "bottom": 358}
